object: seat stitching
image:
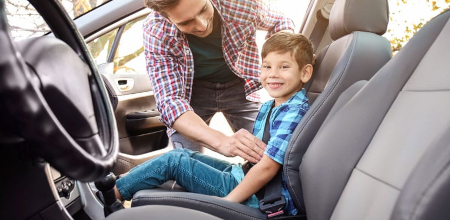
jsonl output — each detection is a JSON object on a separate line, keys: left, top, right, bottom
{"left": 402, "top": 89, "right": 450, "bottom": 92}
{"left": 354, "top": 167, "right": 401, "bottom": 190}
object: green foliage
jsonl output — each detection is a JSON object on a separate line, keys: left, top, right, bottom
{"left": 386, "top": 0, "right": 450, "bottom": 54}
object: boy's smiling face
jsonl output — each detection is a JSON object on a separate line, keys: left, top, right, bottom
{"left": 261, "top": 51, "right": 312, "bottom": 106}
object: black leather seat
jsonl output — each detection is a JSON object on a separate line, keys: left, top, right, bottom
{"left": 130, "top": 0, "right": 392, "bottom": 219}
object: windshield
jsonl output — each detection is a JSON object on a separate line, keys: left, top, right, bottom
{"left": 6, "top": 0, "right": 310, "bottom": 40}
{"left": 6, "top": 0, "right": 110, "bottom": 40}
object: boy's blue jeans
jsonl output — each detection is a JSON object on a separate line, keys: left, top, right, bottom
{"left": 116, "top": 149, "right": 239, "bottom": 200}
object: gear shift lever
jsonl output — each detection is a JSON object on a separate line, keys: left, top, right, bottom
{"left": 94, "top": 172, "right": 124, "bottom": 217}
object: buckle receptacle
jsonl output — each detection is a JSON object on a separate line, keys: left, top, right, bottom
{"left": 259, "top": 196, "right": 286, "bottom": 218}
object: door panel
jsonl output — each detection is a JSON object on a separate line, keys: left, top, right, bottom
{"left": 84, "top": 13, "right": 171, "bottom": 174}
{"left": 102, "top": 71, "right": 170, "bottom": 174}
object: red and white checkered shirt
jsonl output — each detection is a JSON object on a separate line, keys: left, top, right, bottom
{"left": 143, "top": 0, "right": 294, "bottom": 135}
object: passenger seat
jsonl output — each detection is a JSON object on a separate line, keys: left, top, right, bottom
{"left": 301, "top": 8, "right": 450, "bottom": 220}
{"left": 284, "top": 0, "right": 391, "bottom": 214}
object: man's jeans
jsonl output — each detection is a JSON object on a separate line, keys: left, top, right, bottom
{"left": 116, "top": 149, "right": 238, "bottom": 200}
{"left": 171, "top": 78, "right": 261, "bottom": 152}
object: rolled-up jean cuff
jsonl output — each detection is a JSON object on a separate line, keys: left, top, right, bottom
{"left": 115, "top": 179, "right": 133, "bottom": 201}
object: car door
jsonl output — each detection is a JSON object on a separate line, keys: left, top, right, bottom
{"left": 83, "top": 10, "right": 171, "bottom": 174}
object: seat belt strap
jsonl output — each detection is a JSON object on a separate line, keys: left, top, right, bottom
{"left": 255, "top": 105, "right": 286, "bottom": 218}
{"left": 310, "top": 9, "right": 329, "bottom": 52}
{"left": 258, "top": 169, "right": 285, "bottom": 218}
{"left": 254, "top": 105, "right": 273, "bottom": 198}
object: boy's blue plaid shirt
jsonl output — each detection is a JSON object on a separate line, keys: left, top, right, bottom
{"left": 252, "top": 89, "right": 309, "bottom": 215}
{"left": 253, "top": 89, "right": 309, "bottom": 164}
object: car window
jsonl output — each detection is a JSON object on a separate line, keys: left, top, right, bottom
{"left": 86, "top": 17, "right": 146, "bottom": 75}
{"left": 6, "top": 0, "right": 110, "bottom": 40}
{"left": 6, "top": 0, "right": 49, "bottom": 40}
{"left": 87, "top": 28, "right": 119, "bottom": 66}
{"left": 112, "top": 17, "right": 146, "bottom": 75}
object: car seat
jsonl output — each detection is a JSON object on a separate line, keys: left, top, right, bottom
{"left": 129, "top": 0, "right": 392, "bottom": 219}
{"left": 301, "top": 8, "right": 450, "bottom": 220}
{"left": 283, "top": 0, "right": 391, "bottom": 215}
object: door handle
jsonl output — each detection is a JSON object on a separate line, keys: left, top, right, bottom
{"left": 116, "top": 78, "right": 134, "bottom": 92}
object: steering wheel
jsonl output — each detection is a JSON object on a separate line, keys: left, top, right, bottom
{"left": 0, "top": 0, "right": 118, "bottom": 182}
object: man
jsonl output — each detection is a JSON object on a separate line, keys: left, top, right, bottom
{"left": 143, "top": 0, "right": 295, "bottom": 163}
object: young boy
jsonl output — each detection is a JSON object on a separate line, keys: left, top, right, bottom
{"left": 113, "top": 32, "right": 314, "bottom": 216}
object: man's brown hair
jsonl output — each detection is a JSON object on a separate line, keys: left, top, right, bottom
{"left": 144, "top": 0, "right": 180, "bottom": 17}
{"left": 261, "top": 32, "right": 314, "bottom": 69}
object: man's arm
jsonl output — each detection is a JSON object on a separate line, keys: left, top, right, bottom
{"left": 173, "top": 111, "right": 265, "bottom": 163}
{"left": 224, "top": 155, "right": 280, "bottom": 203}
{"left": 143, "top": 14, "right": 265, "bottom": 162}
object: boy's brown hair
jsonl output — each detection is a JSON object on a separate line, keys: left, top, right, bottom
{"left": 144, "top": 0, "right": 180, "bottom": 17}
{"left": 261, "top": 32, "right": 314, "bottom": 69}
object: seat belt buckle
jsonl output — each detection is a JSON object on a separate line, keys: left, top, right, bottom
{"left": 259, "top": 196, "right": 286, "bottom": 218}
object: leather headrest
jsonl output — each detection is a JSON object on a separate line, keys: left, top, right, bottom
{"left": 329, "top": 0, "right": 389, "bottom": 40}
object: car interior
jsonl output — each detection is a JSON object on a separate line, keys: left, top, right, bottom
{"left": 130, "top": 0, "right": 393, "bottom": 218}
{"left": 1, "top": 0, "right": 450, "bottom": 219}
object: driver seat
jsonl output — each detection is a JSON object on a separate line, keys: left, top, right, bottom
{"left": 129, "top": 0, "right": 392, "bottom": 218}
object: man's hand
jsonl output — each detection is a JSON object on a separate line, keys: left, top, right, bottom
{"left": 173, "top": 112, "right": 265, "bottom": 162}
{"left": 218, "top": 129, "right": 266, "bottom": 163}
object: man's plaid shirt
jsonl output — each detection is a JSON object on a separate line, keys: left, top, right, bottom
{"left": 143, "top": 0, "right": 294, "bottom": 135}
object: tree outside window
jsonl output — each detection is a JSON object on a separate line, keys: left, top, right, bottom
{"left": 386, "top": 0, "right": 450, "bottom": 54}
{"left": 6, "top": 0, "right": 109, "bottom": 40}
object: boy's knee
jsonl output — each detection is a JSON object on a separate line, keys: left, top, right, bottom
{"left": 171, "top": 148, "right": 193, "bottom": 154}
{"left": 172, "top": 148, "right": 196, "bottom": 155}
{"left": 171, "top": 148, "right": 185, "bottom": 153}
{"left": 166, "top": 149, "right": 193, "bottom": 161}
